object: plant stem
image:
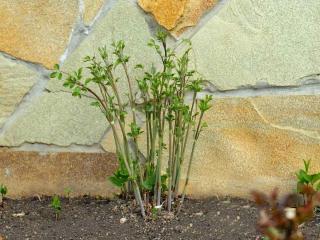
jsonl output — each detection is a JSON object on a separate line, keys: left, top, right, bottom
{"left": 178, "top": 112, "right": 204, "bottom": 213}
{"left": 167, "top": 117, "right": 173, "bottom": 212}
{"left": 133, "top": 181, "right": 146, "bottom": 218}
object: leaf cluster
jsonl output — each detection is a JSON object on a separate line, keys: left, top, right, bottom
{"left": 296, "top": 160, "right": 320, "bottom": 193}
{"left": 252, "top": 187, "right": 320, "bottom": 240}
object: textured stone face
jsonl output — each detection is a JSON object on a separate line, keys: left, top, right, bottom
{"left": 0, "top": 150, "right": 118, "bottom": 198}
{"left": 0, "top": 93, "right": 107, "bottom": 147}
{"left": 189, "top": 0, "right": 320, "bottom": 90}
{"left": 186, "top": 95, "right": 320, "bottom": 197}
{"left": 83, "top": 0, "right": 105, "bottom": 25}
{"left": 0, "top": 55, "right": 38, "bottom": 128}
{"left": 0, "top": 0, "right": 78, "bottom": 68}
{"left": 138, "top": 0, "right": 187, "bottom": 30}
{"left": 47, "top": 0, "right": 158, "bottom": 96}
{"left": 138, "top": 0, "right": 217, "bottom": 36}
{"left": 103, "top": 95, "right": 320, "bottom": 197}
{"left": 172, "top": 0, "right": 218, "bottom": 36}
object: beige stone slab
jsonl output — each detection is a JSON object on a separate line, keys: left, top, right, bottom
{"left": 47, "top": 0, "right": 159, "bottom": 99}
{"left": 0, "top": 0, "right": 78, "bottom": 68}
{"left": 83, "top": 0, "right": 105, "bottom": 25}
{"left": 0, "top": 149, "right": 118, "bottom": 198}
{"left": 0, "top": 55, "right": 38, "bottom": 128}
{"left": 0, "top": 92, "right": 107, "bottom": 147}
{"left": 190, "top": 0, "right": 320, "bottom": 90}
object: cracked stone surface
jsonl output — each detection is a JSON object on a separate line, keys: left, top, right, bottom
{"left": 0, "top": 55, "right": 38, "bottom": 128}
{"left": 190, "top": 0, "right": 320, "bottom": 90}
{"left": 0, "top": 0, "right": 78, "bottom": 68}
{"left": 0, "top": 92, "right": 107, "bottom": 147}
{"left": 186, "top": 95, "right": 320, "bottom": 197}
{"left": 47, "top": 0, "right": 159, "bottom": 96}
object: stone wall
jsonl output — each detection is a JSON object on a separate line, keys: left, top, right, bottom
{"left": 1, "top": 0, "right": 320, "bottom": 198}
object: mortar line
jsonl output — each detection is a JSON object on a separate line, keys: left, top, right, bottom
{"left": 7, "top": 143, "right": 105, "bottom": 153}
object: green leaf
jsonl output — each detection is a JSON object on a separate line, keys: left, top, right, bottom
{"left": 161, "top": 174, "right": 168, "bottom": 191}
{"left": 90, "top": 101, "right": 100, "bottom": 107}
{"left": 303, "top": 159, "right": 311, "bottom": 173}
{"left": 142, "top": 173, "right": 156, "bottom": 191}
{"left": 63, "top": 81, "right": 69, "bottom": 88}
{"left": 299, "top": 170, "right": 312, "bottom": 183}
{"left": 50, "top": 72, "right": 57, "bottom": 78}
{"left": 311, "top": 173, "right": 320, "bottom": 184}
{"left": 83, "top": 56, "right": 91, "bottom": 62}
{"left": 72, "top": 86, "right": 82, "bottom": 98}
{"left": 0, "top": 184, "right": 7, "bottom": 196}
{"left": 58, "top": 72, "right": 63, "bottom": 80}
{"left": 109, "top": 175, "right": 127, "bottom": 188}
{"left": 135, "top": 64, "right": 144, "bottom": 69}
{"left": 53, "top": 64, "right": 60, "bottom": 70}
{"left": 51, "top": 195, "right": 61, "bottom": 212}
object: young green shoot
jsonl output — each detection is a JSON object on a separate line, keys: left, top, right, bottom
{"left": 0, "top": 184, "right": 7, "bottom": 207}
{"left": 51, "top": 195, "right": 62, "bottom": 220}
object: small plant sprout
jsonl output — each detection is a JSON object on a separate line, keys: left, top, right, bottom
{"left": 296, "top": 159, "right": 320, "bottom": 204}
{"left": 51, "top": 31, "right": 213, "bottom": 217}
{"left": 0, "top": 184, "right": 7, "bottom": 207}
{"left": 64, "top": 187, "right": 73, "bottom": 201}
{"left": 51, "top": 195, "right": 62, "bottom": 220}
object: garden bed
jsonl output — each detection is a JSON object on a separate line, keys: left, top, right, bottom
{"left": 0, "top": 196, "right": 319, "bottom": 240}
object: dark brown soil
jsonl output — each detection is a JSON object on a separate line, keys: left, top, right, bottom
{"left": 0, "top": 196, "right": 319, "bottom": 240}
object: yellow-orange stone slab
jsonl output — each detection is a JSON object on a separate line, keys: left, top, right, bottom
{"left": 172, "top": 0, "right": 218, "bottom": 36}
{"left": 138, "top": 0, "right": 187, "bottom": 30}
{"left": 101, "top": 95, "right": 320, "bottom": 198}
{"left": 138, "top": 0, "right": 218, "bottom": 36}
{"left": 0, "top": 150, "right": 118, "bottom": 198}
{"left": 186, "top": 96, "right": 320, "bottom": 197}
{"left": 0, "top": 0, "right": 78, "bottom": 68}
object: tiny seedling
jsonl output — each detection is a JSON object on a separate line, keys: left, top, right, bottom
{"left": 64, "top": 187, "right": 73, "bottom": 201}
{"left": 51, "top": 195, "right": 62, "bottom": 220}
{"left": 0, "top": 184, "right": 7, "bottom": 207}
{"left": 296, "top": 159, "right": 320, "bottom": 204}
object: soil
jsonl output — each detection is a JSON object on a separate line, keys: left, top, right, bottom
{"left": 0, "top": 196, "right": 319, "bottom": 240}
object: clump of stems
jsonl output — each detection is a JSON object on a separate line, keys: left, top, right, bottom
{"left": 51, "top": 31, "right": 212, "bottom": 218}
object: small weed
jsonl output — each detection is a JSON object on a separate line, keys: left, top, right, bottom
{"left": 296, "top": 159, "right": 320, "bottom": 204}
{"left": 64, "top": 187, "right": 73, "bottom": 201}
{"left": 0, "top": 184, "right": 7, "bottom": 207}
{"left": 51, "top": 195, "right": 62, "bottom": 220}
